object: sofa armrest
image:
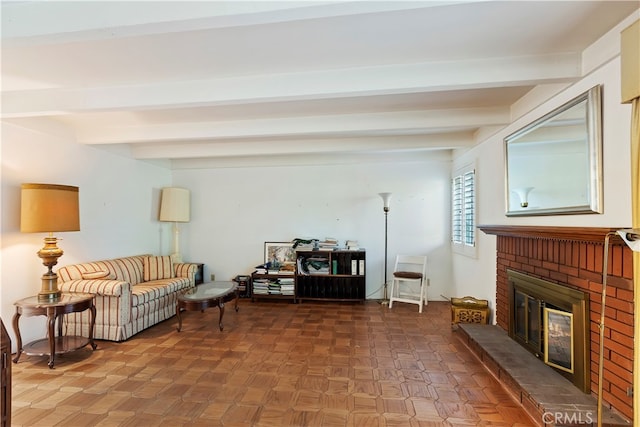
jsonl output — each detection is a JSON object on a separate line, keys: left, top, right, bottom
{"left": 60, "top": 279, "right": 131, "bottom": 296}
{"left": 174, "top": 263, "right": 198, "bottom": 285}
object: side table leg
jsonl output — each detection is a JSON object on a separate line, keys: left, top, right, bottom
{"left": 12, "top": 311, "right": 23, "bottom": 363}
{"left": 176, "top": 301, "right": 182, "bottom": 332}
{"left": 57, "top": 312, "right": 63, "bottom": 337}
{"left": 47, "top": 312, "right": 56, "bottom": 369}
{"left": 88, "top": 302, "right": 97, "bottom": 350}
{"left": 218, "top": 300, "right": 225, "bottom": 331}
{"left": 235, "top": 289, "right": 239, "bottom": 312}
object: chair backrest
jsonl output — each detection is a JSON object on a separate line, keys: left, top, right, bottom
{"left": 393, "top": 255, "right": 427, "bottom": 278}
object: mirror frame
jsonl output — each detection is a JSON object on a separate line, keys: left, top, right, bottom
{"left": 504, "top": 85, "right": 603, "bottom": 216}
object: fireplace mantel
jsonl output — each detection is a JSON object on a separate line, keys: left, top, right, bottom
{"left": 478, "top": 224, "right": 626, "bottom": 244}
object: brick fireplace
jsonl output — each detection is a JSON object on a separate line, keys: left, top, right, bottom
{"left": 480, "top": 225, "right": 634, "bottom": 421}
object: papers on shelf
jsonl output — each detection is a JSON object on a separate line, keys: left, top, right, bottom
{"left": 346, "top": 239, "right": 360, "bottom": 250}
{"left": 252, "top": 277, "right": 295, "bottom": 295}
{"left": 318, "top": 237, "right": 339, "bottom": 251}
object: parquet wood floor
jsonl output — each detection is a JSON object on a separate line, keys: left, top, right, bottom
{"left": 11, "top": 300, "right": 535, "bottom": 426}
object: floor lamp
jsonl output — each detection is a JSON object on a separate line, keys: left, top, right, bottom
{"left": 598, "top": 229, "right": 640, "bottom": 427}
{"left": 379, "top": 192, "right": 392, "bottom": 304}
{"left": 159, "top": 187, "right": 190, "bottom": 263}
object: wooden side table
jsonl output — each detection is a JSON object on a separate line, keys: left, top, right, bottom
{"left": 12, "top": 293, "right": 97, "bottom": 369}
{"left": 1, "top": 319, "right": 10, "bottom": 427}
{"left": 193, "top": 263, "right": 204, "bottom": 285}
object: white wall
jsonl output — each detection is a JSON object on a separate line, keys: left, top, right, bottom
{"left": 1, "top": 119, "right": 172, "bottom": 351}
{"left": 0, "top": 118, "right": 454, "bottom": 352}
{"left": 172, "top": 153, "right": 453, "bottom": 302}
{"left": 451, "top": 56, "right": 633, "bottom": 317}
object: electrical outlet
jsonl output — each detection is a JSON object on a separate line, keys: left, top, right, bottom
{"left": 210, "top": 273, "right": 215, "bottom": 281}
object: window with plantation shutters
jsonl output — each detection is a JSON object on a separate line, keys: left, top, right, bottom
{"left": 452, "top": 168, "right": 476, "bottom": 254}
{"left": 452, "top": 175, "right": 463, "bottom": 244}
{"left": 463, "top": 170, "right": 475, "bottom": 246}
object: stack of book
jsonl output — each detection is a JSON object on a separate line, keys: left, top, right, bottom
{"left": 252, "top": 279, "right": 270, "bottom": 295}
{"left": 292, "top": 238, "right": 317, "bottom": 251}
{"left": 268, "top": 282, "right": 281, "bottom": 295}
{"left": 254, "top": 263, "right": 295, "bottom": 275}
{"left": 346, "top": 240, "right": 360, "bottom": 250}
{"left": 277, "top": 265, "right": 295, "bottom": 275}
{"left": 318, "top": 237, "right": 339, "bottom": 251}
{"left": 279, "top": 278, "right": 295, "bottom": 296}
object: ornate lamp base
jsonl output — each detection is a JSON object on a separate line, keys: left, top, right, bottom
{"left": 37, "top": 236, "right": 63, "bottom": 302}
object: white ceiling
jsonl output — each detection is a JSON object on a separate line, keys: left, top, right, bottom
{"left": 2, "top": 1, "right": 638, "bottom": 168}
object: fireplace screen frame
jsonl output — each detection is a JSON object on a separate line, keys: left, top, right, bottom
{"left": 507, "top": 269, "right": 590, "bottom": 392}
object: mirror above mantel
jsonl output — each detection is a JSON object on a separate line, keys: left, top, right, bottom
{"left": 504, "top": 85, "right": 603, "bottom": 216}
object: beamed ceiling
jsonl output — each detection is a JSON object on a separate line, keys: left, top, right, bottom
{"left": 2, "top": 1, "right": 639, "bottom": 168}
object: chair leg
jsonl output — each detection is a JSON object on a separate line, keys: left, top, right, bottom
{"left": 419, "top": 281, "right": 426, "bottom": 313}
{"left": 423, "top": 280, "right": 428, "bottom": 307}
{"left": 422, "top": 285, "right": 426, "bottom": 307}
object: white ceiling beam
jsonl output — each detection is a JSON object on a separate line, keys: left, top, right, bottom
{"left": 1, "top": 54, "right": 580, "bottom": 118}
{"left": 169, "top": 149, "right": 455, "bottom": 170}
{"left": 0, "top": 1, "right": 335, "bottom": 44}
{"left": 77, "top": 108, "right": 507, "bottom": 145}
{"left": 1, "top": 1, "right": 475, "bottom": 45}
{"left": 129, "top": 132, "right": 474, "bottom": 160}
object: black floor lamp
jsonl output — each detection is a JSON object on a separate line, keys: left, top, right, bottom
{"left": 379, "top": 192, "right": 392, "bottom": 304}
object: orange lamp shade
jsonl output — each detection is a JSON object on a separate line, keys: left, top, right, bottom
{"left": 21, "top": 183, "right": 80, "bottom": 233}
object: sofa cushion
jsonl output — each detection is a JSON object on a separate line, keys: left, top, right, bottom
{"left": 108, "top": 257, "right": 145, "bottom": 285}
{"left": 131, "top": 277, "right": 191, "bottom": 305}
{"left": 143, "top": 256, "right": 174, "bottom": 281}
{"left": 59, "top": 262, "right": 113, "bottom": 281}
{"left": 81, "top": 270, "right": 115, "bottom": 280}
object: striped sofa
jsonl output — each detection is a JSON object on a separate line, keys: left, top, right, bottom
{"left": 58, "top": 255, "right": 198, "bottom": 341}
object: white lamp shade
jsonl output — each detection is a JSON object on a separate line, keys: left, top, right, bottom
{"left": 512, "top": 187, "right": 534, "bottom": 205}
{"left": 379, "top": 192, "right": 392, "bottom": 209}
{"left": 21, "top": 183, "right": 80, "bottom": 233}
{"left": 159, "top": 187, "right": 190, "bottom": 222}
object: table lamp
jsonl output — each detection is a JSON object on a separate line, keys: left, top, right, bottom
{"left": 159, "top": 187, "right": 190, "bottom": 263}
{"left": 21, "top": 183, "right": 80, "bottom": 302}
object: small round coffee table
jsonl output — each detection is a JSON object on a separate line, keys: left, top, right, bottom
{"left": 176, "top": 281, "right": 239, "bottom": 332}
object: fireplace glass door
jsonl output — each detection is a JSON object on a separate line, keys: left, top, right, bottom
{"left": 514, "top": 290, "right": 542, "bottom": 356}
{"left": 507, "top": 269, "right": 590, "bottom": 392}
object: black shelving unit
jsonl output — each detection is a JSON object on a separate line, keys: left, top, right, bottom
{"left": 295, "top": 250, "right": 366, "bottom": 302}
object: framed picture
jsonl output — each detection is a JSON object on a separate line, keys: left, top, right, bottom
{"left": 544, "top": 307, "right": 574, "bottom": 373}
{"left": 264, "top": 242, "right": 296, "bottom": 266}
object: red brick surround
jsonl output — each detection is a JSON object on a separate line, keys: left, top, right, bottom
{"left": 480, "top": 225, "right": 634, "bottom": 422}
